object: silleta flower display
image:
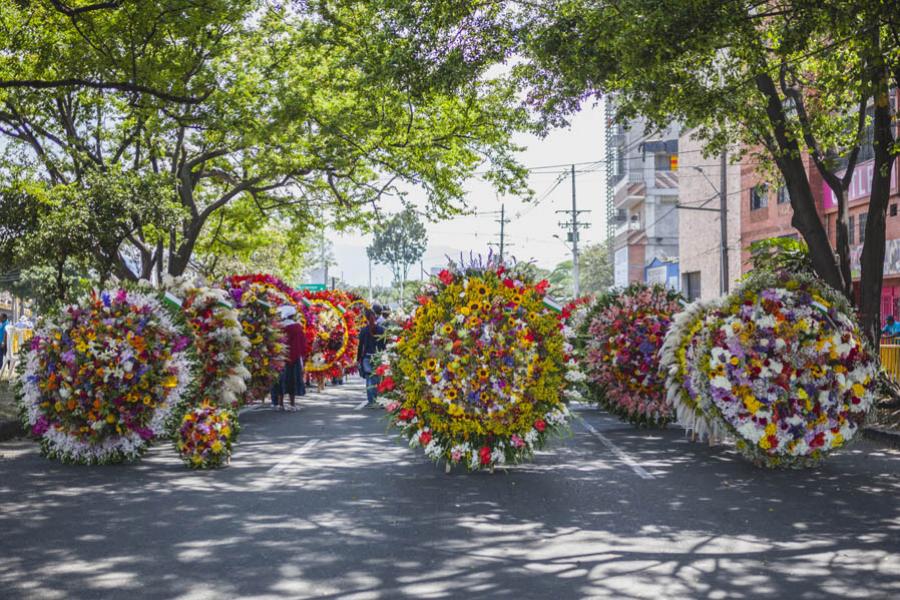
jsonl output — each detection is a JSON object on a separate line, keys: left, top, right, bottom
{"left": 18, "top": 289, "right": 193, "bottom": 464}
{"left": 176, "top": 404, "right": 239, "bottom": 469}
{"left": 662, "top": 272, "right": 879, "bottom": 467}
{"left": 301, "top": 290, "right": 358, "bottom": 380}
{"left": 585, "top": 283, "right": 682, "bottom": 427}
{"left": 163, "top": 277, "right": 251, "bottom": 410}
{"left": 220, "top": 275, "right": 288, "bottom": 404}
{"left": 377, "top": 259, "right": 571, "bottom": 471}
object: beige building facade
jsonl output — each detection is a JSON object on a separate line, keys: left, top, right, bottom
{"left": 676, "top": 130, "right": 742, "bottom": 301}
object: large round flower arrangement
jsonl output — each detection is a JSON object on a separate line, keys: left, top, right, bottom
{"left": 378, "top": 260, "right": 571, "bottom": 471}
{"left": 662, "top": 272, "right": 879, "bottom": 467}
{"left": 17, "top": 289, "right": 193, "bottom": 464}
{"left": 176, "top": 404, "right": 239, "bottom": 469}
{"left": 219, "top": 275, "right": 288, "bottom": 404}
{"left": 301, "top": 290, "right": 358, "bottom": 380}
{"left": 585, "top": 284, "right": 682, "bottom": 427}
{"left": 163, "top": 277, "right": 250, "bottom": 410}
{"left": 658, "top": 298, "right": 725, "bottom": 441}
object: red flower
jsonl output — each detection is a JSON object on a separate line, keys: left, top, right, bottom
{"left": 534, "top": 419, "right": 547, "bottom": 432}
{"left": 438, "top": 269, "right": 454, "bottom": 285}
{"left": 398, "top": 408, "right": 416, "bottom": 421}
{"left": 417, "top": 295, "right": 430, "bottom": 306}
{"left": 419, "top": 430, "right": 433, "bottom": 446}
{"left": 503, "top": 277, "right": 515, "bottom": 289}
{"left": 479, "top": 445, "right": 492, "bottom": 465}
{"left": 496, "top": 265, "right": 505, "bottom": 276}
{"left": 535, "top": 279, "right": 550, "bottom": 295}
{"left": 378, "top": 376, "right": 395, "bottom": 393}
{"left": 375, "top": 363, "right": 390, "bottom": 376}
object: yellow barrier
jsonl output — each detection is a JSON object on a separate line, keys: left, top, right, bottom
{"left": 880, "top": 344, "right": 900, "bottom": 382}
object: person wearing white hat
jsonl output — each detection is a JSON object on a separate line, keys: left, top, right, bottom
{"left": 271, "top": 304, "right": 307, "bottom": 410}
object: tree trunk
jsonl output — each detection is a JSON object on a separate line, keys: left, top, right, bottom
{"left": 859, "top": 55, "right": 895, "bottom": 345}
{"left": 755, "top": 74, "right": 848, "bottom": 296}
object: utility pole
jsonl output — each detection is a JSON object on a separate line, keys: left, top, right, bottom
{"left": 368, "top": 256, "right": 373, "bottom": 302}
{"left": 557, "top": 164, "right": 591, "bottom": 297}
{"left": 719, "top": 150, "right": 729, "bottom": 295}
{"left": 488, "top": 203, "right": 512, "bottom": 262}
{"left": 321, "top": 230, "right": 328, "bottom": 286}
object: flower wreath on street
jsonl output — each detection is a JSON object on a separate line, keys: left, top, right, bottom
{"left": 17, "top": 289, "right": 193, "bottom": 464}
{"left": 560, "top": 296, "right": 593, "bottom": 403}
{"left": 584, "top": 283, "right": 683, "bottom": 427}
{"left": 219, "top": 275, "right": 289, "bottom": 404}
{"left": 377, "top": 257, "right": 571, "bottom": 471}
{"left": 666, "top": 271, "right": 878, "bottom": 468}
{"left": 301, "top": 290, "right": 358, "bottom": 380}
{"left": 176, "top": 403, "right": 239, "bottom": 469}
{"left": 658, "top": 298, "right": 726, "bottom": 441}
{"left": 161, "top": 277, "right": 251, "bottom": 411}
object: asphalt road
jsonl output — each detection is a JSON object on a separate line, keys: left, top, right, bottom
{"left": 1, "top": 379, "right": 899, "bottom": 599}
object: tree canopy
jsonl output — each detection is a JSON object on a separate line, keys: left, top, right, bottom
{"left": 0, "top": 0, "right": 530, "bottom": 306}
{"left": 515, "top": 0, "right": 900, "bottom": 341}
{"left": 367, "top": 207, "right": 428, "bottom": 303}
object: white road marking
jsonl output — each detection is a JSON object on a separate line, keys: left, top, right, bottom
{"left": 353, "top": 400, "right": 369, "bottom": 410}
{"left": 267, "top": 439, "right": 320, "bottom": 475}
{"left": 576, "top": 415, "right": 654, "bottom": 480}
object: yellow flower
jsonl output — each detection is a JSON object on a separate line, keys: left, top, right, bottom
{"left": 460, "top": 306, "right": 471, "bottom": 317}
{"left": 442, "top": 324, "right": 453, "bottom": 335}
{"left": 743, "top": 395, "right": 762, "bottom": 414}
{"left": 211, "top": 440, "right": 224, "bottom": 453}
{"left": 106, "top": 413, "right": 116, "bottom": 424}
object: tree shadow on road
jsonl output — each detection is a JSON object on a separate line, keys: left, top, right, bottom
{"left": 1, "top": 390, "right": 899, "bottom": 599}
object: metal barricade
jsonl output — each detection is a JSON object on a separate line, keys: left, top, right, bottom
{"left": 880, "top": 342, "right": 900, "bottom": 382}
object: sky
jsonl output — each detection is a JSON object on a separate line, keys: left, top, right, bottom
{"left": 319, "top": 102, "right": 608, "bottom": 287}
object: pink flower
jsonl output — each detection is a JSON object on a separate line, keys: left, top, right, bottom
{"left": 510, "top": 434, "right": 525, "bottom": 449}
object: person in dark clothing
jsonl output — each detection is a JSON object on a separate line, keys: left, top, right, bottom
{"left": 357, "top": 308, "right": 386, "bottom": 408}
{"left": 272, "top": 305, "right": 308, "bottom": 411}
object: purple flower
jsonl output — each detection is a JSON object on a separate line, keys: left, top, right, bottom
{"left": 101, "top": 291, "right": 111, "bottom": 307}
{"left": 31, "top": 416, "right": 50, "bottom": 437}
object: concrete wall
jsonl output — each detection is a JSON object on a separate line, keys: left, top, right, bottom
{"left": 677, "top": 130, "right": 742, "bottom": 300}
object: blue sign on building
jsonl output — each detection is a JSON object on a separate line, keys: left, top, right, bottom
{"left": 644, "top": 257, "right": 680, "bottom": 291}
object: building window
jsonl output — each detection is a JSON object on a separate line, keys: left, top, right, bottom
{"left": 777, "top": 185, "right": 790, "bottom": 204}
{"left": 849, "top": 215, "right": 855, "bottom": 245}
{"left": 750, "top": 184, "right": 768, "bottom": 211}
{"left": 859, "top": 212, "right": 867, "bottom": 244}
{"left": 654, "top": 153, "right": 677, "bottom": 171}
{"left": 682, "top": 271, "right": 701, "bottom": 302}
{"left": 891, "top": 204, "right": 897, "bottom": 217}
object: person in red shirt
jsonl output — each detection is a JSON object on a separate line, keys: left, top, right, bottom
{"left": 272, "top": 305, "right": 307, "bottom": 411}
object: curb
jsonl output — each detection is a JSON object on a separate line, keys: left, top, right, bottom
{"left": 861, "top": 426, "right": 900, "bottom": 450}
{"left": 0, "top": 418, "right": 24, "bottom": 443}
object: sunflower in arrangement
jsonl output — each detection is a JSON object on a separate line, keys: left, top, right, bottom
{"left": 376, "top": 257, "right": 573, "bottom": 471}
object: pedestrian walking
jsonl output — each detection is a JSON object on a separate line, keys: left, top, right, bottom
{"left": 373, "top": 303, "right": 385, "bottom": 327}
{"left": 357, "top": 308, "right": 386, "bottom": 408}
{"left": 271, "top": 305, "right": 307, "bottom": 411}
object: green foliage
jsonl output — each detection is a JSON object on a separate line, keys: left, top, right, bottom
{"left": 0, "top": 1, "right": 531, "bottom": 282}
{"left": 579, "top": 242, "right": 613, "bottom": 294}
{"left": 0, "top": 169, "right": 180, "bottom": 308}
{"left": 367, "top": 208, "right": 428, "bottom": 287}
{"left": 547, "top": 259, "right": 573, "bottom": 300}
{"left": 748, "top": 237, "right": 815, "bottom": 276}
{"left": 194, "top": 197, "right": 313, "bottom": 283}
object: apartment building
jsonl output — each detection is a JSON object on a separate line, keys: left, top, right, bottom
{"left": 606, "top": 111, "right": 680, "bottom": 289}
{"left": 676, "top": 131, "right": 742, "bottom": 301}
